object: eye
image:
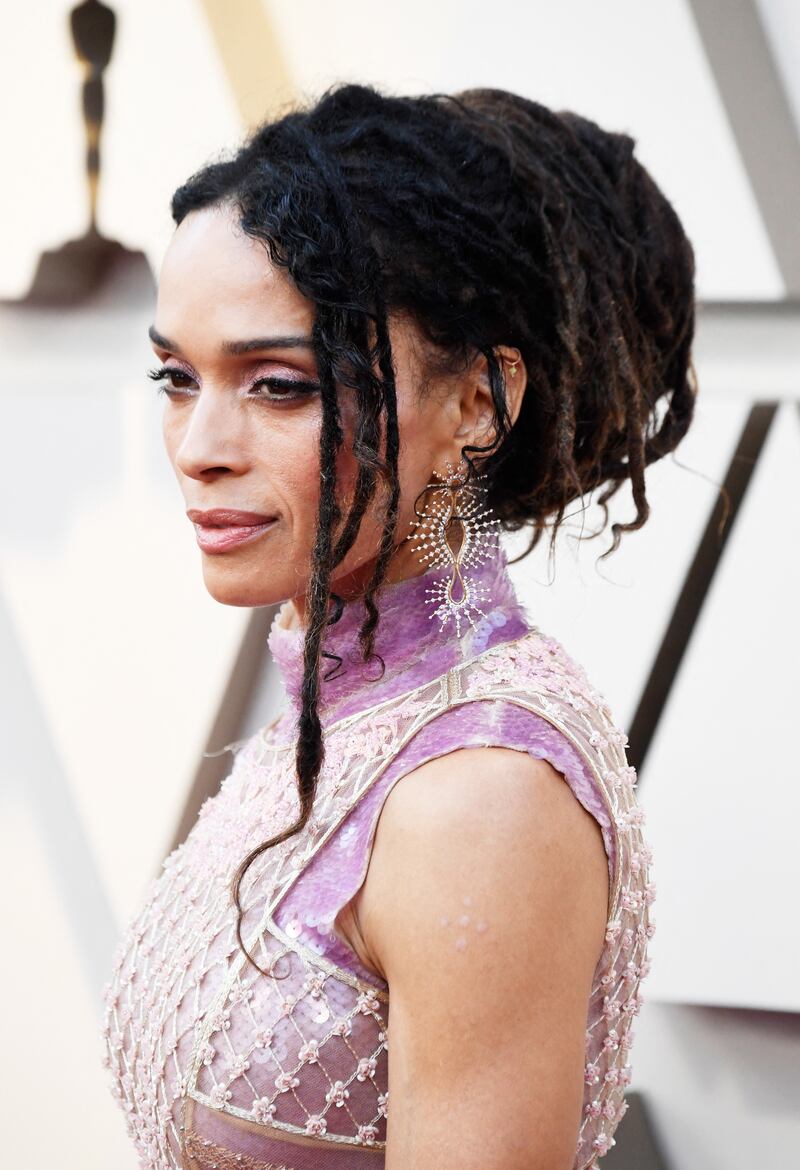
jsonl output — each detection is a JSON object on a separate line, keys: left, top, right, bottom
{"left": 249, "top": 377, "right": 321, "bottom": 402}
{"left": 146, "top": 365, "right": 196, "bottom": 397}
{"left": 145, "top": 366, "right": 320, "bottom": 403}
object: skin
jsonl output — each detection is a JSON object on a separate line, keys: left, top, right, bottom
{"left": 359, "top": 748, "right": 610, "bottom": 1170}
{"left": 151, "top": 200, "right": 610, "bottom": 1169}
{"left": 150, "top": 200, "right": 525, "bottom": 625}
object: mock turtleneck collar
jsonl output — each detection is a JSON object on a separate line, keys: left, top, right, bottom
{"left": 267, "top": 546, "right": 532, "bottom": 726}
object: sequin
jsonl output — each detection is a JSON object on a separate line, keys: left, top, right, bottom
{"left": 101, "top": 574, "right": 654, "bottom": 1170}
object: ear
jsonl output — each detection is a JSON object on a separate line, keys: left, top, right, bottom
{"left": 452, "top": 345, "right": 527, "bottom": 454}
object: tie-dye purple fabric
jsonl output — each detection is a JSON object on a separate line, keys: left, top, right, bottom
{"left": 101, "top": 545, "right": 647, "bottom": 1170}
{"left": 269, "top": 547, "right": 615, "bottom": 988}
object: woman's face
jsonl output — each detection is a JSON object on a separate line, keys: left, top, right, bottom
{"left": 150, "top": 202, "right": 514, "bottom": 617}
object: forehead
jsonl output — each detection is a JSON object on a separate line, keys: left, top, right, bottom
{"left": 156, "top": 203, "right": 313, "bottom": 339}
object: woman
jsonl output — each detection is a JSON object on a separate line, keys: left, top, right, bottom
{"left": 101, "top": 83, "right": 695, "bottom": 1170}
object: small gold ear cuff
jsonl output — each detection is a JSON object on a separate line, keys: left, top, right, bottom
{"left": 503, "top": 349, "right": 521, "bottom": 378}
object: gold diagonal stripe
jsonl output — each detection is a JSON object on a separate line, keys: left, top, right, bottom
{"left": 198, "top": 0, "right": 297, "bottom": 128}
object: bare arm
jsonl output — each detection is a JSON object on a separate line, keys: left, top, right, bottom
{"left": 356, "top": 746, "right": 610, "bottom": 1170}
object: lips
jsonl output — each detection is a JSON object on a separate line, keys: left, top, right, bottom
{"left": 187, "top": 508, "right": 278, "bottom": 554}
{"left": 187, "top": 508, "right": 276, "bottom": 526}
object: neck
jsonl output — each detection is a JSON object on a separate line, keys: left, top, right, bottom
{"left": 279, "top": 541, "right": 431, "bottom": 632}
{"left": 268, "top": 545, "right": 532, "bottom": 726}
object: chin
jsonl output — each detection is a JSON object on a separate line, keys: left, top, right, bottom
{"left": 200, "top": 562, "right": 295, "bottom": 609}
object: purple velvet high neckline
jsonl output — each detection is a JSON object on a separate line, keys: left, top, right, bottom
{"left": 267, "top": 545, "right": 532, "bottom": 724}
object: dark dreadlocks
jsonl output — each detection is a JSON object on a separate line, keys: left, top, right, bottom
{"left": 168, "top": 82, "right": 697, "bottom": 971}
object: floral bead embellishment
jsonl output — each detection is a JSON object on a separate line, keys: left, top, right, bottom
{"left": 358, "top": 1123, "right": 379, "bottom": 1145}
{"left": 602, "top": 1028, "right": 621, "bottom": 1053}
{"left": 377, "top": 1092, "right": 389, "bottom": 1117}
{"left": 305, "top": 1114, "right": 328, "bottom": 1136}
{"left": 615, "top": 764, "right": 638, "bottom": 794}
{"left": 620, "top": 927, "right": 636, "bottom": 952}
{"left": 602, "top": 996, "right": 621, "bottom": 1021}
{"left": 227, "top": 981, "right": 254, "bottom": 1006}
{"left": 356, "top": 1056, "right": 377, "bottom": 1081}
{"left": 620, "top": 888, "right": 643, "bottom": 913}
{"left": 209, "top": 1084, "right": 232, "bottom": 1108}
{"left": 604, "top": 920, "right": 622, "bottom": 945}
{"left": 326, "top": 1081, "right": 350, "bottom": 1108}
{"left": 622, "top": 959, "right": 640, "bottom": 984}
{"left": 298, "top": 1040, "right": 320, "bottom": 1064}
{"left": 209, "top": 1008, "right": 231, "bottom": 1033}
{"left": 229, "top": 1053, "right": 250, "bottom": 1078}
{"left": 356, "top": 989, "right": 381, "bottom": 1015}
{"left": 621, "top": 993, "right": 643, "bottom": 1017}
{"left": 592, "top": 1132, "right": 615, "bottom": 1156}
{"left": 252, "top": 1097, "right": 276, "bottom": 1124}
{"left": 275, "top": 1071, "right": 300, "bottom": 1093}
{"left": 303, "top": 971, "right": 327, "bottom": 999}
{"left": 171, "top": 1075, "right": 188, "bottom": 1103}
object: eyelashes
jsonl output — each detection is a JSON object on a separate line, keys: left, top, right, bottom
{"left": 145, "top": 365, "right": 321, "bottom": 403}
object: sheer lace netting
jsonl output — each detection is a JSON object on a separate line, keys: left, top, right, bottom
{"left": 100, "top": 553, "right": 655, "bottom": 1170}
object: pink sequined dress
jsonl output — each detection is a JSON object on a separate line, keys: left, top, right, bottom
{"left": 101, "top": 548, "right": 655, "bottom": 1170}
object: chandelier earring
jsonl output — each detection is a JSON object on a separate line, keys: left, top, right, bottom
{"left": 406, "top": 457, "right": 501, "bottom": 637}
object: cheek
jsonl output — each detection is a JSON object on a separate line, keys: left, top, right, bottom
{"left": 395, "top": 397, "right": 442, "bottom": 505}
{"left": 263, "top": 423, "right": 323, "bottom": 524}
{"left": 161, "top": 412, "right": 180, "bottom": 468}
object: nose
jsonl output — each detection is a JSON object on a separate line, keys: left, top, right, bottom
{"left": 172, "top": 386, "right": 250, "bottom": 481}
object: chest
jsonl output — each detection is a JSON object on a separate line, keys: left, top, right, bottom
{"left": 101, "top": 737, "right": 392, "bottom": 1168}
{"left": 101, "top": 630, "right": 641, "bottom": 1169}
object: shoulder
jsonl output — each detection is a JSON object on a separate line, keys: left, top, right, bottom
{"left": 355, "top": 745, "right": 610, "bottom": 1166}
{"left": 371, "top": 744, "right": 598, "bottom": 855}
{"left": 359, "top": 744, "right": 609, "bottom": 990}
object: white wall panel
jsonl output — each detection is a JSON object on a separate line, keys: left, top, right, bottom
{"left": 265, "top": 0, "right": 784, "bottom": 300}
{"left": 0, "top": 793, "right": 137, "bottom": 1169}
{"left": 0, "top": 0, "right": 786, "bottom": 300}
{"left": 505, "top": 397, "right": 750, "bottom": 733}
{"left": 0, "top": 297, "right": 249, "bottom": 927}
{"left": 642, "top": 401, "right": 800, "bottom": 1009}
{"left": 757, "top": 0, "right": 800, "bottom": 136}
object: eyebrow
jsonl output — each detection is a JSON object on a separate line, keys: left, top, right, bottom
{"left": 148, "top": 326, "right": 315, "bottom": 356}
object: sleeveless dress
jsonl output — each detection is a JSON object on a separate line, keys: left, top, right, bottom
{"left": 100, "top": 548, "right": 655, "bottom": 1170}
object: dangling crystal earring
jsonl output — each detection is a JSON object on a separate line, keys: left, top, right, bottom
{"left": 406, "top": 457, "right": 501, "bottom": 637}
